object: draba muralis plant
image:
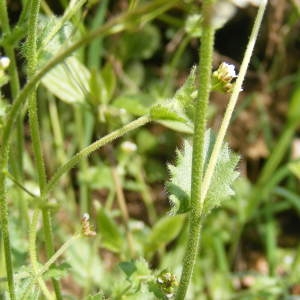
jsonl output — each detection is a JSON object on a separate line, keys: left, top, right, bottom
{"left": 0, "top": 0, "right": 268, "bottom": 298}
{"left": 168, "top": 0, "right": 268, "bottom": 299}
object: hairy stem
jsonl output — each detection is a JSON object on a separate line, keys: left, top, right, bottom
{"left": 175, "top": 1, "right": 215, "bottom": 298}
{"left": 44, "top": 115, "right": 151, "bottom": 196}
{"left": 26, "top": 0, "right": 62, "bottom": 297}
{"left": 28, "top": 208, "right": 53, "bottom": 299}
{"left": 22, "top": 234, "right": 80, "bottom": 299}
{"left": 0, "top": 0, "right": 21, "bottom": 297}
{"left": 200, "top": 0, "right": 268, "bottom": 203}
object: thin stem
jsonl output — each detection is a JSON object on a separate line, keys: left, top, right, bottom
{"left": 43, "top": 115, "right": 151, "bottom": 196}
{"left": 22, "top": 234, "right": 80, "bottom": 299}
{"left": 28, "top": 208, "right": 53, "bottom": 300}
{"left": 135, "top": 158, "right": 157, "bottom": 224}
{"left": 75, "top": 107, "right": 90, "bottom": 215}
{"left": 41, "top": 208, "right": 62, "bottom": 299}
{"left": 200, "top": 0, "right": 268, "bottom": 203}
{"left": 26, "top": 0, "right": 62, "bottom": 297}
{"left": 175, "top": 1, "right": 215, "bottom": 299}
{"left": 6, "top": 172, "right": 38, "bottom": 198}
{"left": 111, "top": 167, "right": 135, "bottom": 257}
{"left": 27, "top": 0, "right": 46, "bottom": 191}
{"left": 0, "top": 0, "right": 21, "bottom": 297}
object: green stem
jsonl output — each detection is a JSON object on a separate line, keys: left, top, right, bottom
{"left": 26, "top": 0, "right": 62, "bottom": 298}
{"left": 41, "top": 208, "right": 62, "bottom": 299}
{"left": 44, "top": 115, "right": 151, "bottom": 196}
{"left": 0, "top": 0, "right": 22, "bottom": 297}
{"left": 135, "top": 158, "right": 157, "bottom": 224}
{"left": 6, "top": 172, "right": 38, "bottom": 198}
{"left": 22, "top": 234, "right": 80, "bottom": 299}
{"left": 75, "top": 107, "right": 90, "bottom": 214}
{"left": 175, "top": 1, "right": 215, "bottom": 299}
{"left": 27, "top": 0, "right": 46, "bottom": 190}
{"left": 87, "top": 0, "right": 109, "bottom": 69}
{"left": 28, "top": 208, "right": 53, "bottom": 300}
{"left": 200, "top": 0, "right": 268, "bottom": 203}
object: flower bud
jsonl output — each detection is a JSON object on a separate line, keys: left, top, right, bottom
{"left": 0, "top": 57, "right": 10, "bottom": 70}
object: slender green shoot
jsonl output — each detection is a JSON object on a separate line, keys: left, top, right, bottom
{"left": 200, "top": 0, "right": 268, "bottom": 203}
{"left": 175, "top": 1, "right": 215, "bottom": 298}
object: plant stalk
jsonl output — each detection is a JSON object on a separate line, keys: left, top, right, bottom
{"left": 44, "top": 115, "right": 151, "bottom": 196}
{"left": 200, "top": 0, "right": 268, "bottom": 203}
{"left": 28, "top": 208, "right": 53, "bottom": 299}
{"left": 0, "top": 0, "right": 22, "bottom": 297}
{"left": 26, "top": 0, "right": 62, "bottom": 297}
{"left": 175, "top": 1, "right": 215, "bottom": 298}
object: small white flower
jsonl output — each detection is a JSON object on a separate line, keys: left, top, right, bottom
{"left": 121, "top": 141, "right": 137, "bottom": 153}
{"left": 0, "top": 57, "right": 10, "bottom": 69}
{"left": 222, "top": 62, "right": 238, "bottom": 78}
{"left": 82, "top": 213, "right": 90, "bottom": 221}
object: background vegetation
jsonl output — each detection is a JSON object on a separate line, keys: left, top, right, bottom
{"left": 1, "top": 0, "right": 300, "bottom": 299}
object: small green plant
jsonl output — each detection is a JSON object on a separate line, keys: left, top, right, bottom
{"left": 6, "top": 0, "right": 300, "bottom": 299}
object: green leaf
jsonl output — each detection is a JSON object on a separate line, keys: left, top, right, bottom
{"left": 150, "top": 67, "right": 197, "bottom": 133}
{"left": 119, "top": 261, "right": 137, "bottom": 278}
{"left": 41, "top": 57, "right": 90, "bottom": 104}
{"left": 288, "top": 85, "right": 300, "bottom": 123}
{"left": 144, "top": 215, "right": 184, "bottom": 258}
{"left": 113, "top": 93, "right": 155, "bottom": 116}
{"left": 79, "top": 164, "right": 113, "bottom": 190}
{"left": 65, "top": 239, "right": 103, "bottom": 285}
{"left": 36, "top": 15, "right": 74, "bottom": 66}
{"left": 150, "top": 105, "right": 187, "bottom": 122}
{"left": 185, "top": 14, "right": 203, "bottom": 38}
{"left": 289, "top": 160, "right": 300, "bottom": 180}
{"left": 116, "top": 24, "right": 161, "bottom": 61}
{"left": 97, "top": 208, "right": 124, "bottom": 253}
{"left": 101, "top": 62, "right": 116, "bottom": 103}
{"left": 167, "top": 130, "right": 240, "bottom": 215}
{"left": 43, "top": 263, "right": 71, "bottom": 280}
{"left": 37, "top": 16, "right": 90, "bottom": 104}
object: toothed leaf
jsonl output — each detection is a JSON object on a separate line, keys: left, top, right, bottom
{"left": 150, "top": 67, "right": 197, "bottom": 133}
{"left": 167, "top": 130, "right": 240, "bottom": 216}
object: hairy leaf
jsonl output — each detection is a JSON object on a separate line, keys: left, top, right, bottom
{"left": 150, "top": 67, "right": 198, "bottom": 133}
{"left": 167, "top": 130, "right": 240, "bottom": 215}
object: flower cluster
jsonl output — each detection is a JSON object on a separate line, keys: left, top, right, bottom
{"left": 212, "top": 62, "right": 239, "bottom": 93}
{"left": 81, "top": 213, "right": 96, "bottom": 237}
{"left": 157, "top": 270, "right": 178, "bottom": 299}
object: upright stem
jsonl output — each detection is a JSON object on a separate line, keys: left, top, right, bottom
{"left": 176, "top": 2, "right": 268, "bottom": 297}
{"left": 26, "top": 0, "right": 62, "bottom": 298}
{"left": 175, "top": 1, "right": 215, "bottom": 299}
{"left": 28, "top": 208, "right": 53, "bottom": 299}
{"left": 44, "top": 115, "right": 151, "bottom": 196}
{"left": 0, "top": 0, "right": 21, "bottom": 297}
{"left": 111, "top": 167, "right": 135, "bottom": 257}
{"left": 200, "top": 0, "right": 268, "bottom": 203}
